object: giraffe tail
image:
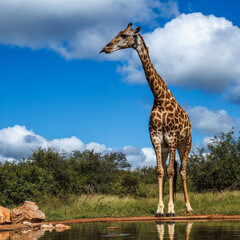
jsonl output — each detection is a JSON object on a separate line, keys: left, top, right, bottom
{"left": 173, "top": 159, "right": 178, "bottom": 199}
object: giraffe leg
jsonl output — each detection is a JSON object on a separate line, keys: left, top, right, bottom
{"left": 150, "top": 130, "right": 165, "bottom": 217}
{"left": 168, "top": 222, "right": 175, "bottom": 240}
{"left": 156, "top": 222, "right": 165, "bottom": 240}
{"left": 178, "top": 136, "right": 193, "bottom": 213}
{"left": 162, "top": 148, "right": 169, "bottom": 200}
{"left": 167, "top": 147, "right": 176, "bottom": 217}
{"left": 186, "top": 222, "right": 193, "bottom": 240}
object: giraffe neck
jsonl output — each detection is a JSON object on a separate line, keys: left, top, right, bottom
{"left": 135, "top": 35, "right": 168, "bottom": 101}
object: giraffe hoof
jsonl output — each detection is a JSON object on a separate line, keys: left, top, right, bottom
{"left": 166, "top": 213, "right": 175, "bottom": 217}
{"left": 188, "top": 211, "right": 194, "bottom": 216}
{"left": 156, "top": 213, "right": 164, "bottom": 217}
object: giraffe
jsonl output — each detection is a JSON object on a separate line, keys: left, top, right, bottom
{"left": 100, "top": 23, "right": 193, "bottom": 217}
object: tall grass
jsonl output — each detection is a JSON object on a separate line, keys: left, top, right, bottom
{"left": 37, "top": 191, "right": 240, "bottom": 221}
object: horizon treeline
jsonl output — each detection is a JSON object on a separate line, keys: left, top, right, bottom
{"left": 0, "top": 129, "right": 239, "bottom": 206}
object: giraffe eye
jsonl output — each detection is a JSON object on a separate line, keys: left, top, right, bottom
{"left": 121, "top": 34, "right": 128, "bottom": 39}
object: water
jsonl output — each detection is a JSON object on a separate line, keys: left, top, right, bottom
{"left": 1, "top": 221, "right": 240, "bottom": 239}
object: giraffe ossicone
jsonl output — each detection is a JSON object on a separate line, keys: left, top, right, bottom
{"left": 100, "top": 23, "right": 193, "bottom": 217}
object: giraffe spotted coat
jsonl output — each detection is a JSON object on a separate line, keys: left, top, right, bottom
{"left": 100, "top": 23, "right": 193, "bottom": 217}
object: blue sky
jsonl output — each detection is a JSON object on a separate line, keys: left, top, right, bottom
{"left": 0, "top": 0, "right": 239, "bottom": 167}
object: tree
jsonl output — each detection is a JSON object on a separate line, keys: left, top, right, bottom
{"left": 68, "top": 150, "right": 131, "bottom": 194}
{"left": 30, "top": 147, "right": 71, "bottom": 193}
{"left": 188, "top": 129, "right": 240, "bottom": 192}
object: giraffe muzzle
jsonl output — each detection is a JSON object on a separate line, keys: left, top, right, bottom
{"left": 99, "top": 48, "right": 105, "bottom": 54}
{"left": 99, "top": 47, "right": 112, "bottom": 54}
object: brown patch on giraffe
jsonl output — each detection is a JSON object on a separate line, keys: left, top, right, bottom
{"left": 166, "top": 105, "right": 174, "bottom": 112}
{"left": 166, "top": 92, "right": 171, "bottom": 99}
{"left": 156, "top": 112, "right": 161, "bottom": 119}
{"left": 166, "top": 118, "right": 172, "bottom": 125}
{"left": 180, "top": 111, "right": 184, "bottom": 119}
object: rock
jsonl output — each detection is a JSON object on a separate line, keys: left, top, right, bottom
{"left": 10, "top": 201, "right": 45, "bottom": 224}
{"left": 23, "top": 221, "right": 32, "bottom": 227}
{"left": 0, "top": 232, "right": 10, "bottom": 240}
{"left": 55, "top": 223, "right": 71, "bottom": 232}
{"left": 40, "top": 224, "right": 55, "bottom": 230}
{"left": 0, "top": 206, "right": 11, "bottom": 224}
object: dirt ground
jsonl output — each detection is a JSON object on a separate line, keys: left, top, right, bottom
{"left": 0, "top": 214, "right": 240, "bottom": 232}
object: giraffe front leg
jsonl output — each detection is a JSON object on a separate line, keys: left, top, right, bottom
{"left": 167, "top": 148, "right": 176, "bottom": 217}
{"left": 150, "top": 130, "right": 165, "bottom": 217}
{"left": 156, "top": 164, "right": 165, "bottom": 217}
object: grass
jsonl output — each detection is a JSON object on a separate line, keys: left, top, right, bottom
{"left": 36, "top": 191, "right": 240, "bottom": 221}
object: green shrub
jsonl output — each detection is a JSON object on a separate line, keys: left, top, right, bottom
{"left": 188, "top": 129, "right": 240, "bottom": 192}
{"left": 0, "top": 128, "right": 239, "bottom": 206}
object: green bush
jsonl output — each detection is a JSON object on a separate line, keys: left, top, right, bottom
{"left": 0, "top": 148, "right": 132, "bottom": 205}
{"left": 0, "top": 128, "right": 239, "bottom": 206}
{"left": 188, "top": 129, "right": 240, "bottom": 192}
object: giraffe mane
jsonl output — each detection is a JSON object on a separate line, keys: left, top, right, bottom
{"left": 139, "top": 34, "right": 149, "bottom": 53}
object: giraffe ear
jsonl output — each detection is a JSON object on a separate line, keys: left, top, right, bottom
{"left": 134, "top": 26, "right": 141, "bottom": 34}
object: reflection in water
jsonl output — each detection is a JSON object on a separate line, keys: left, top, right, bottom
{"left": 0, "top": 228, "right": 49, "bottom": 240}
{"left": 156, "top": 222, "right": 193, "bottom": 240}
{"left": 9, "top": 229, "right": 46, "bottom": 240}
{"left": 156, "top": 223, "right": 164, "bottom": 240}
{"left": 0, "top": 224, "right": 73, "bottom": 240}
{"left": 1, "top": 221, "right": 240, "bottom": 239}
{"left": 186, "top": 222, "right": 193, "bottom": 240}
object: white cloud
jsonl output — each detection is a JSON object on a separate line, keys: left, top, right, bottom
{"left": 0, "top": 0, "right": 178, "bottom": 59}
{"left": 188, "top": 106, "right": 236, "bottom": 134}
{"left": 51, "top": 136, "right": 85, "bottom": 152}
{"left": 120, "top": 13, "right": 240, "bottom": 96}
{"left": 141, "top": 147, "right": 156, "bottom": 165}
{"left": 0, "top": 125, "right": 46, "bottom": 160}
{"left": 0, "top": 125, "right": 156, "bottom": 168}
{"left": 120, "top": 146, "right": 156, "bottom": 168}
{"left": 86, "top": 142, "right": 108, "bottom": 153}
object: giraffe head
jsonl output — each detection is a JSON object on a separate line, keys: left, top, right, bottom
{"left": 100, "top": 23, "right": 141, "bottom": 54}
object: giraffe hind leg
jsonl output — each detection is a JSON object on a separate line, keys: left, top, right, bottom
{"left": 178, "top": 136, "right": 193, "bottom": 213}
{"left": 167, "top": 147, "right": 176, "bottom": 217}
{"left": 163, "top": 133, "right": 178, "bottom": 217}
{"left": 162, "top": 148, "right": 169, "bottom": 201}
{"left": 156, "top": 149, "right": 168, "bottom": 217}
